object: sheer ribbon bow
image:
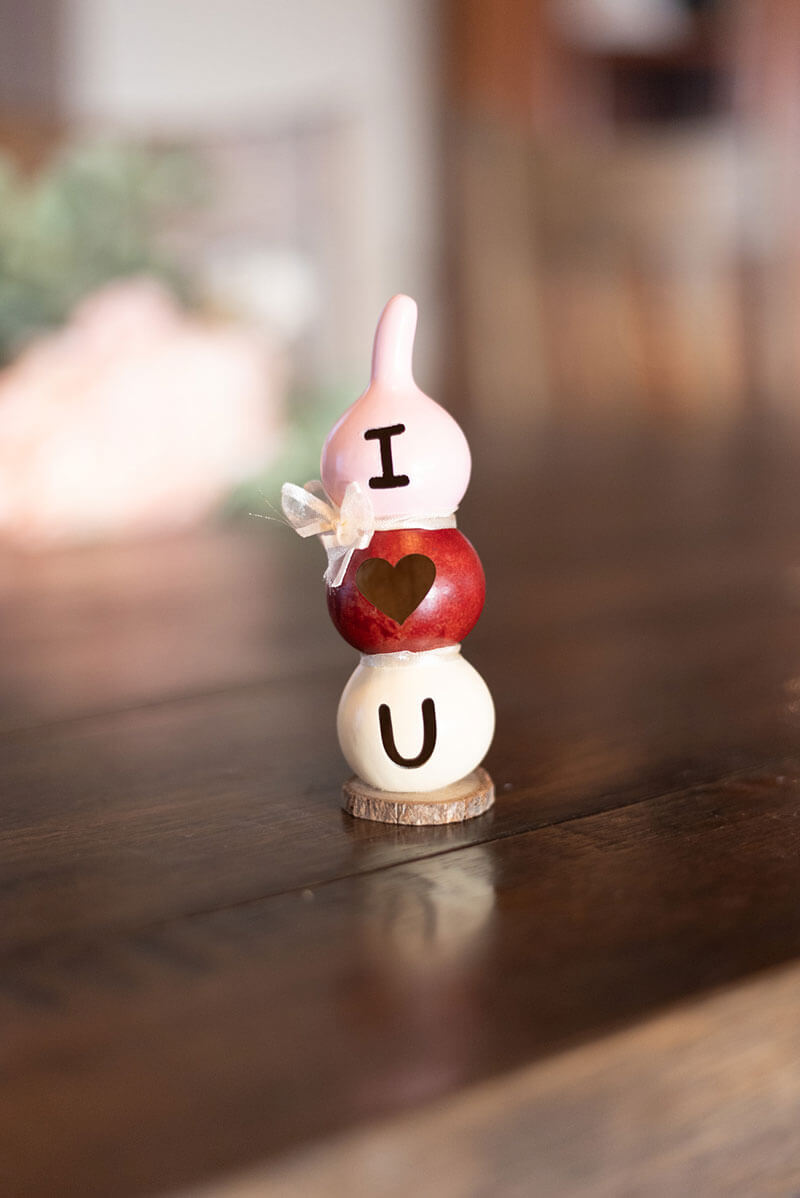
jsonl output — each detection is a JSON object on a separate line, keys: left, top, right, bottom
{"left": 281, "top": 480, "right": 375, "bottom": 587}
{"left": 281, "top": 480, "right": 457, "bottom": 587}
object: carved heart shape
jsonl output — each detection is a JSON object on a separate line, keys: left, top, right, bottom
{"left": 355, "top": 554, "right": 436, "bottom": 624}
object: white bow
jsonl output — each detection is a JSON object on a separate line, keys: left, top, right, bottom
{"left": 281, "top": 480, "right": 375, "bottom": 587}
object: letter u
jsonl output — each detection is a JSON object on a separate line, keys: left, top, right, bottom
{"left": 378, "top": 697, "right": 437, "bottom": 767}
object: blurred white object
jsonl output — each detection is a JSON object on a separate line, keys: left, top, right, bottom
{"left": 199, "top": 244, "right": 319, "bottom": 341}
{"left": 552, "top": 0, "right": 691, "bottom": 51}
{"left": 0, "top": 278, "right": 284, "bottom": 548}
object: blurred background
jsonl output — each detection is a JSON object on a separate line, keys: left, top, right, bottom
{"left": 0, "top": 0, "right": 798, "bottom": 549}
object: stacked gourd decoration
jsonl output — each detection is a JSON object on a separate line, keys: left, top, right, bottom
{"left": 282, "top": 295, "right": 494, "bottom": 824}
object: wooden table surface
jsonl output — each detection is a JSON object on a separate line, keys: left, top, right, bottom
{"left": 4, "top": 424, "right": 800, "bottom": 1196}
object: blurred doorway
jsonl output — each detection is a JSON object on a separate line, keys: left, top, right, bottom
{"left": 443, "top": 0, "right": 800, "bottom": 428}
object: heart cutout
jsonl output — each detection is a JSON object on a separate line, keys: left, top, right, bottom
{"left": 356, "top": 554, "right": 436, "bottom": 624}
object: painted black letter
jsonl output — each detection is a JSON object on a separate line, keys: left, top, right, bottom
{"left": 379, "top": 697, "right": 437, "bottom": 767}
{"left": 364, "top": 424, "right": 410, "bottom": 489}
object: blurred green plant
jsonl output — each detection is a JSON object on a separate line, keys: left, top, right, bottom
{"left": 0, "top": 139, "right": 353, "bottom": 523}
{"left": 0, "top": 141, "right": 203, "bottom": 364}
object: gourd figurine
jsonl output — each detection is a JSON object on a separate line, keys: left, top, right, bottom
{"left": 282, "top": 295, "right": 494, "bottom": 824}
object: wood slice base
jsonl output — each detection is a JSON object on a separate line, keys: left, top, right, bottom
{"left": 342, "top": 767, "right": 495, "bottom": 826}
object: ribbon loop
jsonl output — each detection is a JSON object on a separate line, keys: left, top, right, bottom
{"left": 280, "top": 480, "right": 375, "bottom": 586}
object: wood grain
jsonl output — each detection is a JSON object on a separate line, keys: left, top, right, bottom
{"left": 201, "top": 959, "right": 800, "bottom": 1197}
{"left": 3, "top": 429, "right": 800, "bottom": 1195}
{"left": 5, "top": 766, "right": 800, "bottom": 1196}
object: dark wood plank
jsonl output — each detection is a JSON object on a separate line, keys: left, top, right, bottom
{"left": 4, "top": 428, "right": 800, "bottom": 1196}
{"left": 2, "top": 557, "right": 798, "bottom": 951}
{"left": 225, "top": 959, "right": 800, "bottom": 1197}
{"left": 0, "top": 527, "right": 348, "bottom": 732}
{"left": 4, "top": 767, "right": 800, "bottom": 1197}
{"left": 2, "top": 433, "right": 800, "bottom": 953}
